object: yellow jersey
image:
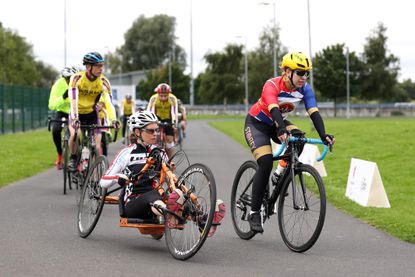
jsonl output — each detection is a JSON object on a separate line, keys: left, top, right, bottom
{"left": 121, "top": 99, "right": 135, "bottom": 116}
{"left": 147, "top": 93, "right": 178, "bottom": 123}
{"left": 69, "top": 71, "right": 116, "bottom": 121}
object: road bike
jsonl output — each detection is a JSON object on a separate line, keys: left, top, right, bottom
{"left": 70, "top": 124, "right": 117, "bottom": 203}
{"left": 77, "top": 147, "right": 218, "bottom": 260}
{"left": 48, "top": 117, "right": 72, "bottom": 194}
{"left": 231, "top": 135, "right": 332, "bottom": 252}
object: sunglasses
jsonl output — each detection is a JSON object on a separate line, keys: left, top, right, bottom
{"left": 142, "top": 128, "right": 160, "bottom": 134}
{"left": 294, "top": 70, "right": 310, "bottom": 78}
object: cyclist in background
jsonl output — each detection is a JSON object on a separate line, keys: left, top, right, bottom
{"left": 177, "top": 98, "right": 187, "bottom": 139}
{"left": 147, "top": 83, "right": 178, "bottom": 157}
{"left": 96, "top": 98, "right": 112, "bottom": 156}
{"left": 48, "top": 66, "right": 79, "bottom": 169}
{"left": 120, "top": 94, "right": 135, "bottom": 143}
{"left": 244, "top": 52, "right": 335, "bottom": 233}
{"left": 67, "top": 52, "right": 119, "bottom": 171}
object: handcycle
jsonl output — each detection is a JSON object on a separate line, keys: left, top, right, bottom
{"left": 77, "top": 147, "right": 218, "bottom": 260}
{"left": 70, "top": 123, "right": 117, "bottom": 203}
{"left": 231, "top": 134, "right": 332, "bottom": 252}
{"left": 48, "top": 117, "right": 71, "bottom": 194}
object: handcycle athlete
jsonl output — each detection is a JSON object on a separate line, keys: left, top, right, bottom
{"left": 244, "top": 51, "right": 335, "bottom": 233}
{"left": 87, "top": 110, "right": 225, "bottom": 259}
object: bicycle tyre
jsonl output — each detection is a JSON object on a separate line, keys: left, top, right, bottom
{"left": 164, "top": 163, "right": 216, "bottom": 260}
{"left": 278, "top": 163, "right": 326, "bottom": 252}
{"left": 75, "top": 147, "right": 99, "bottom": 205}
{"left": 231, "top": 160, "right": 257, "bottom": 240}
{"left": 62, "top": 139, "right": 70, "bottom": 194}
{"left": 77, "top": 155, "right": 109, "bottom": 238}
{"left": 168, "top": 149, "right": 190, "bottom": 176}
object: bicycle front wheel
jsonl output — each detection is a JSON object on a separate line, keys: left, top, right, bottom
{"left": 78, "top": 156, "right": 108, "bottom": 238}
{"left": 165, "top": 163, "right": 216, "bottom": 260}
{"left": 231, "top": 160, "right": 257, "bottom": 240}
{"left": 278, "top": 163, "right": 326, "bottom": 252}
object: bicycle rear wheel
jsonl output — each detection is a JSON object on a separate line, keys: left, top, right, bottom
{"left": 165, "top": 163, "right": 216, "bottom": 260}
{"left": 231, "top": 160, "right": 257, "bottom": 240}
{"left": 278, "top": 163, "right": 326, "bottom": 252}
{"left": 78, "top": 155, "right": 108, "bottom": 238}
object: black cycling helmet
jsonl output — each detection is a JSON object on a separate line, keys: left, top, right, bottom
{"left": 83, "top": 52, "right": 104, "bottom": 65}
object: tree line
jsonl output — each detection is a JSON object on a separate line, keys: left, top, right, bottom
{"left": 2, "top": 16, "right": 414, "bottom": 106}
{"left": 0, "top": 22, "right": 57, "bottom": 87}
{"left": 108, "top": 15, "right": 414, "bottom": 105}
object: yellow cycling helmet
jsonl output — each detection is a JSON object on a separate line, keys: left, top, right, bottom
{"left": 281, "top": 52, "right": 312, "bottom": 71}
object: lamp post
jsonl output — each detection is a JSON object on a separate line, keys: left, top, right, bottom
{"left": 64, "top": 0, "right": 67, "bottom": 67}
{"left": 260, "top": 2, "right": 277, "bottom": 77}
{"left": 189, "top": 0, "right": 194, "bottom": 106}
{"left": 307, "top": 0, "right": 314, "bottom": 90}
{"left": 346, "top": 47, "right": 350, "bottom": 119}
{"left": 237, "top": 36, "right": 249, "bottom": 114}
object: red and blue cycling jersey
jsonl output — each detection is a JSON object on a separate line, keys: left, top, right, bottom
{"left": 249, "top": 76, "right": 319, "bottom": 126}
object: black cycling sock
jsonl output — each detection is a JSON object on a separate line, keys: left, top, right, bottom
{"left": 251, "top": 154, "right": 273, "bottom": 212}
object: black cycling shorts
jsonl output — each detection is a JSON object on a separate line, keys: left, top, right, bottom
{"left": 244, "top": 114, "right": 298, "bottom": 160}
{"left": 76, "top": 111, "right": 101, "bottom": 134}
{"left": 160, "top": 119, "right": 174, "bottom": 136}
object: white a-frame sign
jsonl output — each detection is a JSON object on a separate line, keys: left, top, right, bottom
{"left": 345, "top": 158, "right": 390, "bottom": 208}
{"left": 299, "top": 144, "right": 327, "bottom": 177}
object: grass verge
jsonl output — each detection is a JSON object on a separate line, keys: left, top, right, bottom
{"left": 209, "top": 117, "right": 415, "bottom": 243}
{"left": 0, "top": 129, "right": 55, "bottom": 188}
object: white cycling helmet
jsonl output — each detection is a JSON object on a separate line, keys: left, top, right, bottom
{"left": 61, "top": 66, "right": 78, "bottom": 78}
{"left": 128, "top": 110, "right": 159, "bottom": 131}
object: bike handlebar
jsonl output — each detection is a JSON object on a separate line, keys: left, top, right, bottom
{"left": 47, "top": 117, "right": 68, "bottom": 131}
{"left": 274, "top": 137, "right": 330, "bottom": 162}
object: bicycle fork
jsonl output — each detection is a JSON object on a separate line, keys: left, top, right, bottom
{"left": 289, "top": 158, "right": 310, "bottom": 211}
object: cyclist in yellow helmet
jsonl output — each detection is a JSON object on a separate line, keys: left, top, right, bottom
{"left": 244, "top": 51, "right": 335, "bottom": 233}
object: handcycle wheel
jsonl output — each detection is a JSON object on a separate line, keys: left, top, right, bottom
{"left": 151, "top": 234, "right": 164, "bottom": 240}
{"left": 77, "top": 155, "right": 109, "bottom": 238}
{"left": 62, "top": 139, "right": 71, "bottom": 194}
{"left": 168, "top": 149, "right": 190, "bottom": 176}
{"left": 231, "top": 160, "right": 257, "bottom": 240}
{"left": 278, "top": 163, "right": 326, "bottom": 252}
{"left": 164, "top": 163, "right": 216, "bottom": 260}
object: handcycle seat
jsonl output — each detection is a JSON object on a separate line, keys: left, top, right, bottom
{"left": 104, "top": 195, "right": 119, "bottom": 204}
{"left": 119, "top": 217, "right": 165, "bottom": 235}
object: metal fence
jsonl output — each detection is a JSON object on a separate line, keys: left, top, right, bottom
{"left": 0, "top": 84, "right": 49, "bottom": 134}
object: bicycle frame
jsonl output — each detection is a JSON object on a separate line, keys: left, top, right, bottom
{"left": 264, "top": 137, "right": 329, "bottom": 219}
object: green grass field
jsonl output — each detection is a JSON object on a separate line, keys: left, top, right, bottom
{"left": 209, "top": 117, "right": 415, "bottom": 243}
{"left": 0, "top": 129, "right": 55, "bottom": 187}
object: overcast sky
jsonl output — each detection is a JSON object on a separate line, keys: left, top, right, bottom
{"left": 0, "top": 0, "right": 413, "bottom": 81}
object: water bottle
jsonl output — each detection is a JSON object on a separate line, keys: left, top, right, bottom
{"left": 271, "top": 161, "right": 287, "bottom": 186}
{"left": 81, "top": 147, "right": 90, "bottom": 170}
